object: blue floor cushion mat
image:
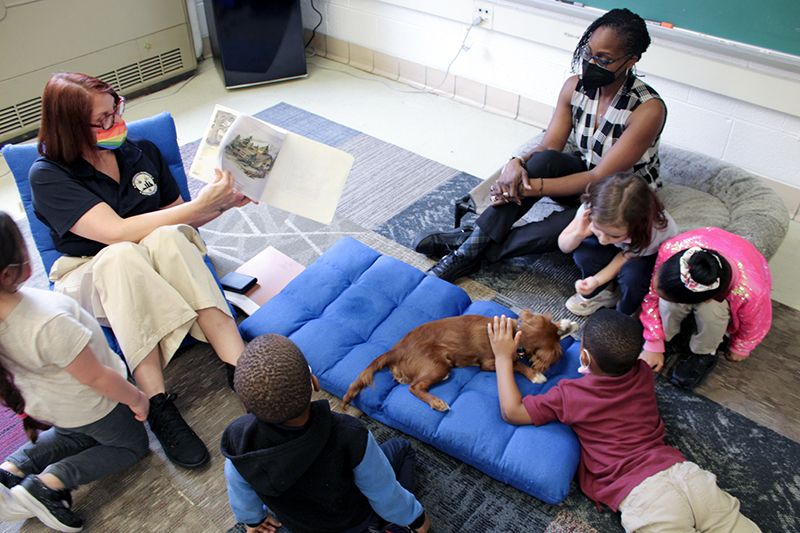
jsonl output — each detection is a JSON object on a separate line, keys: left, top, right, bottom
{"left": 239, "top": 237, "right": 582, "bottom": 504}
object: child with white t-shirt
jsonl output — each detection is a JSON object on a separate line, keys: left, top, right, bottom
{"left": 558, "top": 174, "right": 677, "bottom": 316}
{"left": 0, "top": 212, "right": 150, "bottom": 532}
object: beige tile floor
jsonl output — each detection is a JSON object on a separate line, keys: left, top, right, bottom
{"left": 2, "top": 56, "right": 797, "bottom": 310}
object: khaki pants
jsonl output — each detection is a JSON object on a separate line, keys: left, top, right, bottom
{"left": 619, "top": 461, "right": 761, "bottom": 533}
{"left": 49, "top": 225, "right": 230, "bottom": 370}
{"left": 659, "top": 299, "right": 730, "bottom": 355}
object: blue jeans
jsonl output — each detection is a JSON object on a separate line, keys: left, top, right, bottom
{"left": 6, "top": 402, "right": 149, "bottom": 489}
{"left": 572, "top": 235, "right": 657, "bottom": 315}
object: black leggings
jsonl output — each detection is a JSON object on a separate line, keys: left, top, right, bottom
{"left": 477, "top": 150, "right": 586, "bottom": 263}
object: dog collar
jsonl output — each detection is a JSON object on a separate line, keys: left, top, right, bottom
{"left": 516, "top": 318, "right": 527, "bottom": 358}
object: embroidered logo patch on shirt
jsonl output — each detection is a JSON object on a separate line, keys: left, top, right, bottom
{"left": 132, "top": 172, "right": 157, "bottom": 196}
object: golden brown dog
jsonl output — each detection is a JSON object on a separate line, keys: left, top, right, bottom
{"left": 342, "top": 310, "right": 575, "bottom": 411}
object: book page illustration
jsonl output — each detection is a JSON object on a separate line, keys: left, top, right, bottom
{"left": 188, "top": 104, "right": 240, "bottom": 183}
{"left": 188, "top": 104, "right": 353, "bottom": 225}
{"left": 218, "top": 115, "right": 286, "bottom": 202}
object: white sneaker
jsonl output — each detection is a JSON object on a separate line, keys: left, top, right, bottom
{"left": 0, "top": 480, "right": 33, "bottom": 522}
{"left": 565, "top": 288, "right": 620, "bottom": 316}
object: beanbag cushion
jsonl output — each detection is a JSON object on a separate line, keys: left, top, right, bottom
{"left": 500, "top": 133, "right": 789, "bottom": 259}
{"left": 239, "top": 237, "right": 582, "bottom": 504}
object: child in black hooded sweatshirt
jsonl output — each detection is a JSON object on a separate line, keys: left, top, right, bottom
{"left": 221, "top": 334, "right": 431, "bottom": 533}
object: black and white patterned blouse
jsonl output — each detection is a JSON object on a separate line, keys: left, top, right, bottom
{"left": 571, "top": 74, "right": 665, "bottom": 188}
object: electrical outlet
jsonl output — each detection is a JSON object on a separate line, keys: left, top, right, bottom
{"left": 473, "top": 1, "right": 493, "bottom": 27}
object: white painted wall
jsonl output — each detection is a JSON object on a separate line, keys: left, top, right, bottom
{"left": 196, "top": 0, "right": 800, "bottom": 189}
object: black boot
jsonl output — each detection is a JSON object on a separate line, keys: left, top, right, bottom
{"left": 426, "top": 226, "right": 491, "bottom": 281}
{"left": 427, "top": 252, "right": 480, "bottom": 282}
{"left": 413, "top": 225, "right": 473, "bottom": 259}
{"left": 670, "top": 353, "right": 719, "bottom": 390}
{"left": 148, "top": 393, "right": 210, "bottom": 469}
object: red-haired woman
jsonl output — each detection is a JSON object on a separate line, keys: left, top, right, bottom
{"left": 29, "top": 72, "right": 247, "bottom": 470}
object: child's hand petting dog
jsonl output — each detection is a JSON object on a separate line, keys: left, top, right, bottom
{"left": 488, "top": 315, "right": 522, "bottom": 363}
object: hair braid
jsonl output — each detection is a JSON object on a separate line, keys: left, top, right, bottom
{"left": 571, "top": 8, "right": 651, "bottom": 73}
{"left": 0, "top": 360, "right": 50, "bottom": 443}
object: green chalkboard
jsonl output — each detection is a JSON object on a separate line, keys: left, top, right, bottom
{"left": 579, "top": 1, "right": 800, "bottom": 58}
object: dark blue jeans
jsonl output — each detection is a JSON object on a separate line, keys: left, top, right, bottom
{"left": 572, "top": 235, "right": 657, "bottom": 315}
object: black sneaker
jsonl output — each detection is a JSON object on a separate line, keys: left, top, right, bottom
{"left": 0, "top": 469, "right": 22, "bottom": 490}
{"left": 0, "top": 469, "right": 31, "bottom": 521}
{"left": 670, "top": 353, "right": 719, "bottom": 390}
{"left": 413, "top": 225, "right": 473, "bottom": 259}
{"left": 11, "top": 475, "right": 82, "bottom": 532}
{"left": 427, "top": 252, "right": 480, "bottom": 282}
{"left": 148, "top": 393, "right": 210, "bottom": 468}
{"left": 716, "top": 335, "right": 732, "bottom": 359}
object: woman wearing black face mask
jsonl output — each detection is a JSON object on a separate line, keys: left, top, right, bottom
{"left": 417, "top": 8, "right": 666, "bottom": 283}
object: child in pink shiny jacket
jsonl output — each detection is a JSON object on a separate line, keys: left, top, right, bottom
{"left": 638, "top": 227, "right": 772, "bottom": 389}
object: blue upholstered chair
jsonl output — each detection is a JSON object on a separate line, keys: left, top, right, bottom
{"left": 1, "top": 112, "right": 228, "bottom": 356}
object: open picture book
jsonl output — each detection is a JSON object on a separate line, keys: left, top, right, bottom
{"left": 189, "top": 104, "right": 354, "bottom": 224}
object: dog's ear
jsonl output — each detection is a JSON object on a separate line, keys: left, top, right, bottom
{"left": 531, "top": 343, "right": 562, "bottom": 372}
{"left": 519, "top": 309, "right": 534, "bottom": 322}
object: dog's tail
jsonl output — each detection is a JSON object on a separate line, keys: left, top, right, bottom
{"left": 342, "top": 352, "right": 391, "bottom": 408}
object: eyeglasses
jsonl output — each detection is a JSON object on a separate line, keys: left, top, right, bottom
{"left": 580, "top": 45, "right": 628, "bottom": 69}
{"left": 89, "top": 96, "right": 125, "bottom": 130}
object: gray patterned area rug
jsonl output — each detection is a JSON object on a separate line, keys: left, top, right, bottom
{"left": 12, "top": 103, "right": 799, "bottom": 532}
{"left": 192, "top": 104, "right": 798, "bottom": 533}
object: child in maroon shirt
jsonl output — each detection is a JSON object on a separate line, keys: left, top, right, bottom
{"left": 488, "top": 309, "right": 759, "bottom": 532}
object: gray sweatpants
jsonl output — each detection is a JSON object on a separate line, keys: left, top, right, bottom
{"left": 6, "top": 403, "right": 149, "bottom": 489}
{"left": 659, "top": 298, "right": 731, "bottom": 355}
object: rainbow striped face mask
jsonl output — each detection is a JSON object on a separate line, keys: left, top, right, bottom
{"left": 95, "top": 119, "right": 128, "bottom": 150}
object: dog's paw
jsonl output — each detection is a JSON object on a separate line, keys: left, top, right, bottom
{"left": 530, "top": 373, "right": 547, "bottom": 384}
{"left": 557, "top": 319, "right": 580, "bottom": 338}
{"left": 430, "top": 399, "right": 450, "bottom": 412}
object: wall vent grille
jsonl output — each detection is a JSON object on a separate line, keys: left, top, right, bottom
{"left": 3, "top": 49, "right": 185, "bottom": 142}
{"left": 0, "top": 106, "right": 21, "bottom": 137}
{"left": 0, "top": 97, "right": 41, "bottom": 137}
{"left": 98, "top": 48, "right": 184, "bottom": 92}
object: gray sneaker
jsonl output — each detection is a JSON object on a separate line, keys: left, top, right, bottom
{"left": 565, "top": 288, "right": 620, "bottom": 316}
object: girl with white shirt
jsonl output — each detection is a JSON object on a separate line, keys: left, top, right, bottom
{"left": 0, "top": 212, "right": 149, "bottom": 532}
{"left": 559, "top": 174, "right": 677, "bottom": 316}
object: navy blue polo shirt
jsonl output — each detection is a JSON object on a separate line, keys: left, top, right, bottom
{"left": 30, "top": 139, "right": 182, "bottom": 257}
